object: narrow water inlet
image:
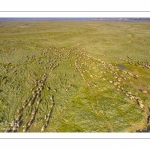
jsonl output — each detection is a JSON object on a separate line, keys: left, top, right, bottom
{"left": 117, "top": 64, "right": 125, "bottom": 70}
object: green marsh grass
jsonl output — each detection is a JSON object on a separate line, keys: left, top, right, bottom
{"left": 0, "top": 20, "right": 150, "bottom": 132}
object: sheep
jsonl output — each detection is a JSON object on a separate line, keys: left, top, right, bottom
{"left": 50, "top": 95, "right": 54, "bottom": 101}
{"left": 32, "top": 108, "right": 37, "bottom": 115}
{"left": 142, "top": 90, "right": 148, "bottom": 94}
{"left": 133, "top": 74, "right": 139, "bottom": 79}
{"left": 127, "top": 72, "right": 133, "bottom": 77}
{"left": 41, "top": 125, "right": 47, "bottom": 132}
{"left": 46, "top": 117, "right": 50, "bottom": 123}
{"left": 12, "top": 126, "right": 17, "bottom": 132}
{"left": 28, "top": 101, "right": 34, "bottom": 106}
{"left": 140, "top": 103, "right": 144, "bottom": 109}
{"left": 28, "top": 97, "right": 32, "bottom": 102}
{"left": 23, "top": 102, "right": 28, "bottom": 108}
{"left": 16, "top": 121, "right": 21, "bottom": 128}
{"left": 28, "top": 117, "right": 34, "bottom": 126}
{"left": 31, "top": 115, "right": 35, "bottom": 120}
{"left": 37, "top": 99, "right": 42, "bottom": 105}
{"left": 117, "top": 78, "right": 121, "bottom": 82}
{"left": 23, "top": 99, "right": 28, "bottom": 103}
{"left": 5, "top": 128, "right": 12, "bottom": 132}
{"left": 109, "top": 80, "right": 113, "bottom": 84}
{"left": 39, "top": 87, "right": 43, "bottom": 91}
{"left": 120, "top": 87, "right": 124, "bottom": 91}
{"left": 114, "top": 82, "right": 119, "bottom": 86}
{"left": 17, "top": 108, "right": 23, "bottom": 114}
{"left": 44, "top": 115, "right": 48, "bottom": 120}
{"left": 32, "top": 91, "right": 35, "bottom": 95}
{"left": 129, "top": 96, "right": 134, "bottom": 100}
{"left": 127, "top": 91, "right": 132, "bottom": 95}
{"left": 47, "top": 111, "right": 52, "bottom": 117}
{"left": 22, "top": 122, "right": 28, "bottom": 128}
{"left": 47, "top": 87, "right": 51, "bottom": 90}
{"left": 36, "top": 93, "right": 41, "bottom": 98}
{"left": 23, "top": 126, "right": 28, "bottom": 132}
{"left": 117, "top": 86, "right": 120, "bottom": 89}
{"left": 54, "top": 89, "right": 57, "bottom": 92}
{"left": 50, "top": 104, "right": 54, "bottom": 108}
{"left": 15, "top": 114, "right": 22, "bottom": 122}
{"left": 123, "top": 77, "right": 127, "bottom": 80}
{"left": 137, "top": 99, "right": 144, "bottom": 109}
{"left": 32, "top": 94, "right": 37, "bottom": 100}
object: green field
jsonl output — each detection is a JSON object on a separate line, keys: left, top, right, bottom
{"left": 0, "top": 20, "right": 150, "bottom": 132}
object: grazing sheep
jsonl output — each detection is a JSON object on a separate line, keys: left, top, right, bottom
{"left": 50, "top": 95, "right": 54, "bottom": 101}
{"left": 117, "top": 86, "right": 120, "bottom": 89}
{"left": 32, "top": 94, "right": 37, "bottom": 99}
{"left": 36, "top": 93, "right": 41, "bottom": 98}
{"left": 23, "top": 126, "right": 28, "bottom": 132}
{"left": 23, "top": 99, "right": 28, "bottom": 103}
{"left": 12, "top": 126, "right": 17, "bottom": 132}
{"left": 129, "top": 96, "right": 134, "bottom": 100}
{"left": 47, "top": 87, "right": 51, "bottom": 90}
{"left": 109, "top": 80, "right": 113, "bottom": 84}
{"left": 137, "top": 99, "right": 144, "bottom": 109}
{"left": 16, "top": 114, "right": 22, "bottom": 122}
{"left": 32, "top": 91, "right": 35, "bottom": 95}
{"left": 46, "top": 117, "right": 50, "bottom": 122}
{"left": 121, "top": 87, "right": 124, "bottom": 90}
{"left": 47, "top": 112, "right": 51, "bottom": 117}
{"left": 133, "top": 74, "right": 139, "bottom": 79}
{"left": 140, "top": 103, "right": 144, "bottom": 109}
{"left": 41, "top": 125, "right": 47, "bottom": 132}
{"left": 17, "top": 108, "right": 23, "bottom": 114}
{"left": 32, "top": 108, "right": 37, "bottom": 115}
{"left": 10, "top": 120, "right": 15, "bottom": 127}
{"left": 54, "top": 89, "right": 57, "bottom": 92}
{"left": 142, "top": 90, "right": 148, "bottom": 94}
{"left": 127, "top": 91, "right": 132, "bottom": 95}
{"left": 23, "top": 102, "right": 28, "bottom": 108}
{"left": 50, "top": 104, "right": 54, "bottom": 108}
{"left": 128, "top": 72, "right": 133, "bottom": 77}
{"left": 117, "top": 88, "right": 120, "bottom": 91}
{"left": 16, "top": 121, "right": 21, "bottom": 128}
{"left": 27, "top": 98, "right": 32, "bottom": 102}
{"left": 117, "top": 78, "right": 121, "bottom": 82}
{"left": 39, "top": 87, "right": 43, "bottom": 91}
{"left": 28, "top": 117, "right": 34, "bottom": 126}
{"left": 28, "top": 101, "right": 33, "bottom": 106}
{"left": 5, "top": 128, "right": 12, "bottom": 132}
{"left": 37, "top": 99, "right": 42, "bottom": 105}
{"left": 44, "top": 115, "right": 47, "bottom": 120}
{"left": 114, "top": 82, "right": 119, "bottom": 86}
{"left": 31, "top": 115, "right": 35, "bottom": 120}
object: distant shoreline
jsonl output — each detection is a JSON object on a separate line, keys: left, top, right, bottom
{"left": 0, "top": 17, "right": 150, "bottom": 22}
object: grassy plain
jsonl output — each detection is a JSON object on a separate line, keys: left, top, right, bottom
{"left": 0, "top": 20, "right": 150, "bottom": 132}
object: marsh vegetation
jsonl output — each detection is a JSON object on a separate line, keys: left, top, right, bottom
{"left": 0, "top": 20, "right": 150, "bottom": 132}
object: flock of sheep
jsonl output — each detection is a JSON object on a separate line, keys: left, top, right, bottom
{"left": 2, "top": 46, "right": 150, "bottom": 132}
